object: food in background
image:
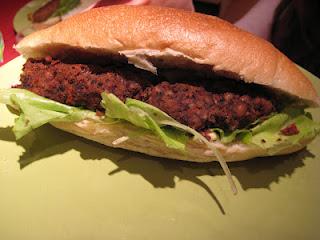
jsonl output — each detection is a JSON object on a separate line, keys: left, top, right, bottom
{"left": 14, "top": 0, "right": 194, "bottom": 40}
{"left": 14, "top": 0, "right": 110, "bottom": 38}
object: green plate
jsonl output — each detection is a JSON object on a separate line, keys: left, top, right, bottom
{"left": 1, "top": 57, "right": 320, "bottom": 240}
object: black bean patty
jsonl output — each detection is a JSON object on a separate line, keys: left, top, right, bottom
{"left": 16, "top": 57, "right": 275, "bottom": 132}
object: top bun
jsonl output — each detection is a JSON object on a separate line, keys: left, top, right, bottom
{"left": 16, "top": 5, "right": 319, "bottom": 106}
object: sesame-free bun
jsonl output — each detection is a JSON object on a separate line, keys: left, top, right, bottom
{"left": 16, "top": 5, "right": 319, "bottom": 106}
{"left": 14, "top": 5, "right": 319, "bottom": 162}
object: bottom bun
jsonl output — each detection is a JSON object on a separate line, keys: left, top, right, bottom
{"left": 51, "top": 119, "right": 310, "bottom": 162}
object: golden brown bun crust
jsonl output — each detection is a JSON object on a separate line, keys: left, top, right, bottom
{"left": 16, "top": 5, "right": 319, "bottom": 106}
{"left": 51, "top": 120, "right": 312, "bottom": 163}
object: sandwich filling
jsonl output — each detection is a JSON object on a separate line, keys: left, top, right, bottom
{"left": 16, "top": 57, "right": 276, "bottom": 136}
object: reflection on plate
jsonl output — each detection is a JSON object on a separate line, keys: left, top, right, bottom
{"left": 0, "top": 57, "right": 320, "bottom": 239}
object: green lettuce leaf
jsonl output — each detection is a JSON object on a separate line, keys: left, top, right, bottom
{"left": 101, "top": 93, "right": 188, "bottom": 151}
{"left": 0, "top": 88, "right": 96, "bottom": 139}
{"left": 248, "top": 108, "right": 320, "bottom": 154}
{"left": 212, "top": 128, "right": 250, "bottom": 144}
{"left": 212, "top": 108, "right": 320, "bottom": 154}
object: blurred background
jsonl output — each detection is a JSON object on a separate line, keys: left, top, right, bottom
{"left": 0, "top": 0, "right": 319, "bottom": 77}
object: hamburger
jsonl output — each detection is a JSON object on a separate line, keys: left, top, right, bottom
{"left": 1, "top": 5, "right": 319, "bottom": 193}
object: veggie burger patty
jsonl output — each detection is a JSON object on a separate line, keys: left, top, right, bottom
{"left": 16, "top": 57, "right": 275, "bottom": 132}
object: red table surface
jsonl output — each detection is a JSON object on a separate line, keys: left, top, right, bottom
{"left": 0, "top": 1, "right": 30, "bottom": 66}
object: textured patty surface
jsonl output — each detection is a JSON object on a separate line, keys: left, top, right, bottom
{"left": 17, "top": 58, "right": 275, "bottom": 131}
{"left": 19, "top": 57, "right": 153, "bottom": 111}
